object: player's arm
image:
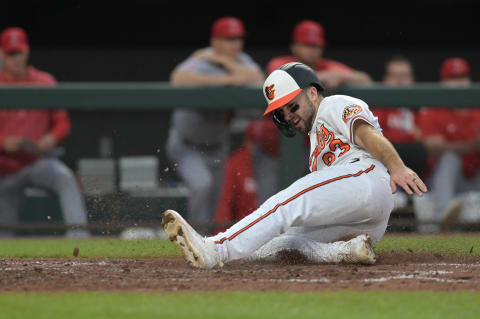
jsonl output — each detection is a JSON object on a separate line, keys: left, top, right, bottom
{"left": 0, "top": 135, "right": 24, "bottom": 153}
{"left": 416, "top": 108, "right": 475, "bottom": 155}
{"left": 192, "top": 49, "right": 264, "bottom": 85}
{"left": 214, "top": 56, "right": 264, "bottom": 84}
{"left": 36, "top": 110, "right": 71, "bottom": 153}
{"left": 353, "top": 120, "right": 427, "bottom": 196}
{"left": 343, "top": 70, "right": 372, "bottom": 85}
{"left": 423, "top": 135, "right": 476, "bottom": 156}
{"left": 317, "top": 62, "right": 373, "bottom": 89}
{"left": 170, "top": 70, "right": 238, "bottom": 87}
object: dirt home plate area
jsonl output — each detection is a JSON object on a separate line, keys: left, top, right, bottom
{"left": 1, "top": 253, "right": 479, "bottom": 292}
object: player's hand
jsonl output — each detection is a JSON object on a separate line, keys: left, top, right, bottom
{"left": 36, "top": 134, "right": 57, "bottom": 153}
{"left": 389, "top": 165, "right": 427, "bottom": 196}
{"left": 2, "top": 136, "right": 24, "bottom": 153}
{"left": 226, "top": 72, "right": 250, "bottom": 86}
{"left": 193, "top": 49, "right": 229, "bottom": 65}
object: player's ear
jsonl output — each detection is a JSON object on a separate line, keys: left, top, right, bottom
{"left": 306, "top": 85, "right": 318, "bottom": 101}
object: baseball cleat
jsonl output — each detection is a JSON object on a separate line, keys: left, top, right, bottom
{"left": 344, "top": 234, "right": 376, "bottom": 265}
{"left": 162, "top": 209, "right": 223, "bottom": 269}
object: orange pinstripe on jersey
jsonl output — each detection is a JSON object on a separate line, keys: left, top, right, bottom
{"left": 214, "top": 164, "right": 375, "bottom": 244}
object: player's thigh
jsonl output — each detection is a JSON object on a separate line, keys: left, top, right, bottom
{"left": 24, "top": 158, "right": 74, "bottom": 190}
{"left": 273, "top": 163, "right": 390, "bottom": 227}
{"left": 169, "top": 144, "right": 213, "bottom": 189}
{"left": 287, "top": 219, "right": 389, "bottom": 244}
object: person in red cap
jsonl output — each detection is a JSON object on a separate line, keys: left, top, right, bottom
{"left": 440, "top": 57, "right": 471, "bottom": 86}
{"left": 0, "top": 27, "right": 90, "bottom": 237}
{"left": 214, "top": 117, "right": 280, "bottom": 234}
{"left": 415, "top": 57, "right": 480, "bottom": 231}
{"left": 266, "top": 20, "right": 372, "bottom": 90}
{"left": 166, "top": 17, "right": 264, "bottom": 235}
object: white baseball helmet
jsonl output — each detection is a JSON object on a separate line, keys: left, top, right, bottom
{"left": 262, "top": 62, "right": 325, "bottom": 137}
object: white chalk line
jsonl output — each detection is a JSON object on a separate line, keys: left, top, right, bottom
{"left": 419, "top": 263, "right": 480, "bottom": 268}
{"left": 363, "top": 275, "right": 465, "bottom": 283}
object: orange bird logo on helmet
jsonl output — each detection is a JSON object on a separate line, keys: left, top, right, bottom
{"left": 265, "top": 84, "right": 275, "bottom": 100}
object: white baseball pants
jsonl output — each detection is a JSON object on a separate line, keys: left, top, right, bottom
{"left": 211, "top": 159, "right": 394, "bottom": 263}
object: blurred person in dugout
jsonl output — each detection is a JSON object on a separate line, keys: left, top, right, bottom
{"left": 266, "top": 20, "right": 372, "bottom": 90}
{"left": 372, "top": 56, "right": 428, "bottom": 211}
{"left": 166, "top": 17, "right": 264, "bottom": 235}
{"left": 214, "top": 117, "right": 280, "bottom": 234}
{"left": 415, "top": 57, "right": 480, "bottom": 232}
{"left": 0, "top": 27, "right": 90, "bottom": 238}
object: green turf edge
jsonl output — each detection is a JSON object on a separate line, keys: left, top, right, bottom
{"left": 0, "top": 238, "right": 181, "bottom": 258}
{"left": 1, "top": 291, "right": 479, "bottom": 319}
{"left": 375, "top": 235, "right": 480, "bottom": 256}
{"left": 0, "top": 235, "right": 479, "bottom": 258}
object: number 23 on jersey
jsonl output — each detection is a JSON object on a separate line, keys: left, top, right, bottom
{"left": 309, "top": 124, "right": 350, "bottom": 171}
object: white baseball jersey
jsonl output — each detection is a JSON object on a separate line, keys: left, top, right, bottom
{"left": 211, "top": 94, "right": 394, "bottom": 263}
{"left": 308, "top": 95, "right": 381, "bottom": 172}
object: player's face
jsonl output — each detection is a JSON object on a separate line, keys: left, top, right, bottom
{"left": 2, "top": 50, "right": 29, "bottom": 77}
{"left": 278, "top": 90, "right": 316, "bottom": 134}
{"left": 384, "top": 62, "right": 414, "bottom": 87}
{"left": 211, "top": 37, "right": 244, "bottom": 58}
{"left": 290, "top": 43, "right": 323, "bottom": 68}
{"left": 442, "top": 76, "right": 471, "bottom": 88}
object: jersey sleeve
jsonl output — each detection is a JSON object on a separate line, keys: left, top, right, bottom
{"left": 48, "top": 110, "right": 71, "bottom": 142}
{"left": 40, "top": 73, "right": 57, "bottom": 86}
{"left": 327, "top": 96, "right": 381, "bottom": 145}
{"left": 30, "top": 68, "right": 57, "bottom": 86}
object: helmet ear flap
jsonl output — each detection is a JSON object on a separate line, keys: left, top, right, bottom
{"left": 272, "top": 109, "right": 296, "bottom": 138}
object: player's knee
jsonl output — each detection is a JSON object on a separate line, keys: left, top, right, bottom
{"left": 51, "top": 163, "right": 77, "bottom": 187}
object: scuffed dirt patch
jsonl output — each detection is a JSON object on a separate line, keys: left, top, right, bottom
{"left": 1, "top": 253, "right": 479, "bottom": 292}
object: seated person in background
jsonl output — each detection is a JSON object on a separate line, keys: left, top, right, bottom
{"left": 266, "top": 20, "right": 372, "bottom": 90}
{"left": 416, "top": 57, "right": 480, "bottom": 231}
{"left": 166, "top": 17, "right": 264, "bottom": 235}
{"left": 215, "top": 117, "right": 280, "bottom": 233}
{"left": 0, "top": 27, "right": 90, "bottom": 237}
{"left": 372, "top": 56, "right": 428, "bottom": 211}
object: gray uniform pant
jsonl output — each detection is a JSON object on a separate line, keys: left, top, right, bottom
{"left": 166, "top": 132, "right": 226, "bottom": 235}
{"left": 0, "top": 158, "right": 88, "bottom": 236}
{"left": 429, "top": 151, "right": 480, "bottom": 216}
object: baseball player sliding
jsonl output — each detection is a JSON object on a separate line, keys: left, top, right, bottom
{"left": 163, "top": 62, "right": 427, "bottom": 268}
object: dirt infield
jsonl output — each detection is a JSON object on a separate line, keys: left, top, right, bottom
{"left": 1, "top": 253, "right": 479, "bottom": 292}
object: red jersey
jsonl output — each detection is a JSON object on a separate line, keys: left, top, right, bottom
{"left": 372, "top": 108, "right": 418, "bottom": 143}
{"left": 215, "top": 146, "right": 258, "bottom": 233}
{"left": 418, "top": 107, "right": 480, "bottom": 179}
{"left": 0, "top": 67, "right": 71, "bottom": 175}
{"left": 266, "top": 55, "right": 353, "bottom": 75}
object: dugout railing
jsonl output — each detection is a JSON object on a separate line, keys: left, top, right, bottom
{"left": 1, "top": 83, "right": 479, "bottom": 234}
